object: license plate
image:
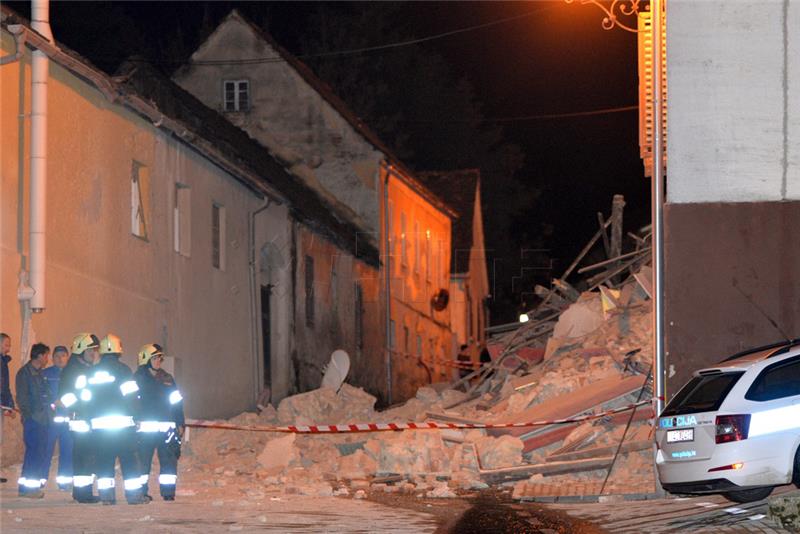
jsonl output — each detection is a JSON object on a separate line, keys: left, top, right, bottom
{"left": 667, "top": 428, "right": 694, "bottom": 443}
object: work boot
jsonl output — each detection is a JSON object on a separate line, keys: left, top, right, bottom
{"left": 126, "top": 494, "right": 151, "bottom": 505}
{"left": 101, "top": 499, "right": 117, "bottom": 506}
{"left": 19, "top": 489, "right": 45, "bottom": 499}
{"left": 75, "top": 495, "right": 100, "bottom": 504}
{"left": 0, "top": 477, "right": 7, "bottom": 483}
{"left": 163, "top": 495, "right": 175, "bottom": 501}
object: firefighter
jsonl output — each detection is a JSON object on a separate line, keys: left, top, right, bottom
{"left": 134, "top": 343, "right": 184, "bottom": 501}
{"left": 83, "top": 334, "right": 149, "bottom": 505}
{"left": 58, "top": 333, "right": 101, "bottom": 504}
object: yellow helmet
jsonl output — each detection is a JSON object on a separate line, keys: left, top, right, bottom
{"left": 71, "top": 333, "right": 100, "bottom": 355}
{"left": 99, "top": 334, "right": 123, "bottom": 355}
{"left": 138, "top": 343, "right": 164, "bottom": 367}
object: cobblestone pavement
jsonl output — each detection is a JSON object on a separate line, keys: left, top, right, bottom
{"left": 0, "top": 476, "right": 438, "bottom": 533}
{"left": 547, "top": 486, "right": 800, "bottom": 533}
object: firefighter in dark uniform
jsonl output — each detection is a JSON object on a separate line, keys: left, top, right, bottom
{"left": 134, "top": 343, "right": 184, "bottom": 501}
{"left": 58, "top": 333, "right": 101, "bottom": 503}
{"left": 82, "top": 334, "right": 148, "bottom": 505}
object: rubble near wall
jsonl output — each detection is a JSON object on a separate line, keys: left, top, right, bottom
{"left": 178, "top": 197, "right": 659, "bottom": 500}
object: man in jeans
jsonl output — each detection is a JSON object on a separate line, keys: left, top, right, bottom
{"left": 15, "top": 342, "right": 51, "bottom": 498}
{"left": 42, "top": 345, "right": 73, "bottom": 490}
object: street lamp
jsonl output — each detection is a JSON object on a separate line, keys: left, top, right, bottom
{"left": 566, "top": 0, "right": 666, "bottom": 415}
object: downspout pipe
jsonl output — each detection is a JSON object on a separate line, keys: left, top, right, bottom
{"left": 381, "top": 161, "right": 393, "bottom": 405}
{"left": 29, "top": 0, "right": 54, "bottom": 312}
{"left": 249, "top": 199, "right": 271, "bottom": 405}
{"left": 0, "top": 24, "right": 26, "bottom": 65}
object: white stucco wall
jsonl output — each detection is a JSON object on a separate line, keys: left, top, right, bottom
{"left": 1, "top": 30, "right": 266, "bottom": 418}
{"left": 667, "top": 0, "right": 800, "bottom": 203}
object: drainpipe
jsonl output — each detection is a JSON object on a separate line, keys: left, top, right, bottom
{"left": 0, "top": 24, "right": 26, "bottom": 65}
{"left": 381, "top": 161, "right": 393, "bottom": 405}
{"left": 29, "top": 0, "right": 53, "bottom": 313}
{"left": 248, "top": 199, "right": 271, "bottom": 405}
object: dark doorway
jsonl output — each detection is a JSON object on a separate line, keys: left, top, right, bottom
{"left": 261, "top": 284, "right": 272, "bottom": 390}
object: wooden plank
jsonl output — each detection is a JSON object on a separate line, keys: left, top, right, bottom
{"left": 425, "top": 412, "right": 484, "bottom": 425}
{"left": 488, "top": 374, "right": 647, "bottom": 434}
{"left": 480, "top": 457, "right": 614, "bottom": 484}
{"left": 545, "top": 440, "right": 651, "bottom": 463}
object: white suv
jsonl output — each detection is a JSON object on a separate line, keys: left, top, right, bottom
{"left": 655, "top": 340, "right": 800, "bottom": 503}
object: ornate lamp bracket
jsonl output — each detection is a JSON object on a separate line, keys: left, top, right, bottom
{"left": 565, "top": 0, "right": 645, "bottom": 33}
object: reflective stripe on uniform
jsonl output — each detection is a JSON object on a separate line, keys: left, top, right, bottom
{"left": 138, "top": 474, "right": 149, "bottom": 485}
{"left": 169, "top": 390, "right": 183, "bottom": 405}
{"left": 138, "top": 421, "right": 176, "bottom": 433}
{"left": 73, "top": 475, "right": 94, "bottom": 488}
{"left": 56, "top": 476, "right": 73, "bottom": 485}
{"left": 90, "top": 415, "right": 135, "bottom": 430}
{"left": 80, "top": 389, "right": 92, "bottom": 401}
{"left": 75, "top": 375, "right": 87, "bottom": 389}
{"left": 18, "top": 477, "right": 42, "bottom": 489}
{"left": 53, "top": 416, "right": 70, "bottom": 423}
{"left": 68, "top": 420, "right": 90, "bottom": 433}
{"left": 97, "top": 477, "right": 115, "bottom": 490}
{"left": 123, "top": 478, "right": 143, "bottom": 490}
{"left": 88, "top": 371, "right": 115, "bottom": 384}
{"left": 61, "top": 392, "right": 78, "bottom": 408}
{"left": 158, "top": 474, "right": 177, "bottom": 485}
{"left": 120, "top": 380, "right": 139, "bottom": 396}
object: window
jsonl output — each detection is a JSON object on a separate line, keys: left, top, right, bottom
{"left": 746, "top": 358, "right": 800, "bottom": 402}
{"left": 212, "top": 203, "right": 226, "bottom": 270}
{"left": 354, "top": 283, "right": 364, "bottom": 354}
{"left": 174, "top": 184, "right": 191, "bottom": 257}
{"left": 403, "top": 326, "right": 410, "bottom": 356}
{"left": 400, "top": 212, "right": 408, "bottom": 267}
{"left": 416, "top": 334, "right": 422, "bottom": 358}
{"left": 425, "top": 230, "right": 431, "bottom": 282}
{"left": 414, "top": 221, "right": 420, "bottom": 274}
{"left": 223, "top": 80, "right": 249, "bottom": 112}
{"left": 661, "top": 372, "right": 745, "bottom": 416}
{"left": 389, "top": 320, "right": 396, "bottom": 348}
{"left": 387, "top": 200, "right": 394, "bottom": 272}
{"left": 305, "top": 256, "right": 315, "bottom": 326}
{"left": 131, "top": 162, "right": 149, "bottom": 239}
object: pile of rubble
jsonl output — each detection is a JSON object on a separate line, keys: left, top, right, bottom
{"left": 183, "top": 195, "right": 659, "bottom": 501}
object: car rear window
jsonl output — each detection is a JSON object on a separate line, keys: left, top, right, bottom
{"left": 661, "top": 372, "right": 744, "bottom": 416}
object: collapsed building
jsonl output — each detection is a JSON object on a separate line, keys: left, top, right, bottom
{"left": 182, "top": 196, "right": 659, "bottom": 501}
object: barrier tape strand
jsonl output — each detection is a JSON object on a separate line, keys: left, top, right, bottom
{"left": 185, "top": 399, "right": 652, "bottom": 434}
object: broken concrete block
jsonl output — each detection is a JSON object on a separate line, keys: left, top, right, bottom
{"left": 427, "top": 481, "right": 457, "bottom": 498}
{"left": 768, "top": 495, "right": 800, "bottom": 530}
{"left": 256, "top": 434, "right": 297, "bottom": 472}
{"left": 416, "top": 386, "right": 440, "bottom": 404}
{"left": 476, "top": 435, "right": 524, "bottom": 469}
{"left": 552, "top": 292, "right": 604, "bottom": 339}
{"left": 337, "top": 449, "right": 378, "bottom": 480}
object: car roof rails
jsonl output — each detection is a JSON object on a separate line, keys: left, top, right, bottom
{"left": 721, "top": 338, "right": 800, "bottom": 363}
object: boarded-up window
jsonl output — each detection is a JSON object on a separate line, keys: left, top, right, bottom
{"left": 389, "top": 319, "right": 396, "bottom": 348}
{"left": 131, "top": 161, "right": 149, "bottom": 239}
{"left": 403, "top": 326, "right": 410, "bottom": 356}
{"left": 223, "top": 80, "right": 250, "bottom": 112}
{"left": 174, "top": 184, "right": 191, "bottom": 257}
{"left": 212, "top": 203, "right": 226, "bottom": 270}
{"left": 354, "top": 282, "right": 364, "bottom": 354}
{"left": 416, "top": 334, "right": 422, "bottom": 357}
{"left": 305, "top": 256, "right": 315, "bottom": 326}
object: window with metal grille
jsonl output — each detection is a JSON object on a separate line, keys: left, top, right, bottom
{"left": 305, "top": 256, "right": 315, "bottom": 326}
{"left": 223, "top": 80, "right": 250, "bottom": 112}
{"left": 212, "top": 203, "right": 226, "bottom": 270}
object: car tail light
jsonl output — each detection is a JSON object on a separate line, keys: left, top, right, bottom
{"left": 708, "top": 462, "right": 744, "bottom": 472}
{"left": 715, "top": 414, "right": 751, "bottom": 443}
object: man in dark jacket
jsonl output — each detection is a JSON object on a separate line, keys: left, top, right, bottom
{"left": 84, "top": 334, "right": 148, "bottom": 505}
{"left": 42, "top": 345, "right": 73, "bottom": 490}
{"left": 58, "top": 333, "right": 100, "bottom": 503}
{"left": 15, "top": 342, "right": 51, "bottom": 497}
{"left": 135, "top": 343, "right": 185, "bottom": 501}
{"left": 1, "top": 333, "right": 16, "bottom": 484}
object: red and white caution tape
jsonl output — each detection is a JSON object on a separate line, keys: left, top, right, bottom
{"left": 185, "top": 399, "right": 652, "bottom": 434}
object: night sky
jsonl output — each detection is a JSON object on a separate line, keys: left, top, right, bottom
{"left": 6, "top": 1, "right": 650, "bottom": 323}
